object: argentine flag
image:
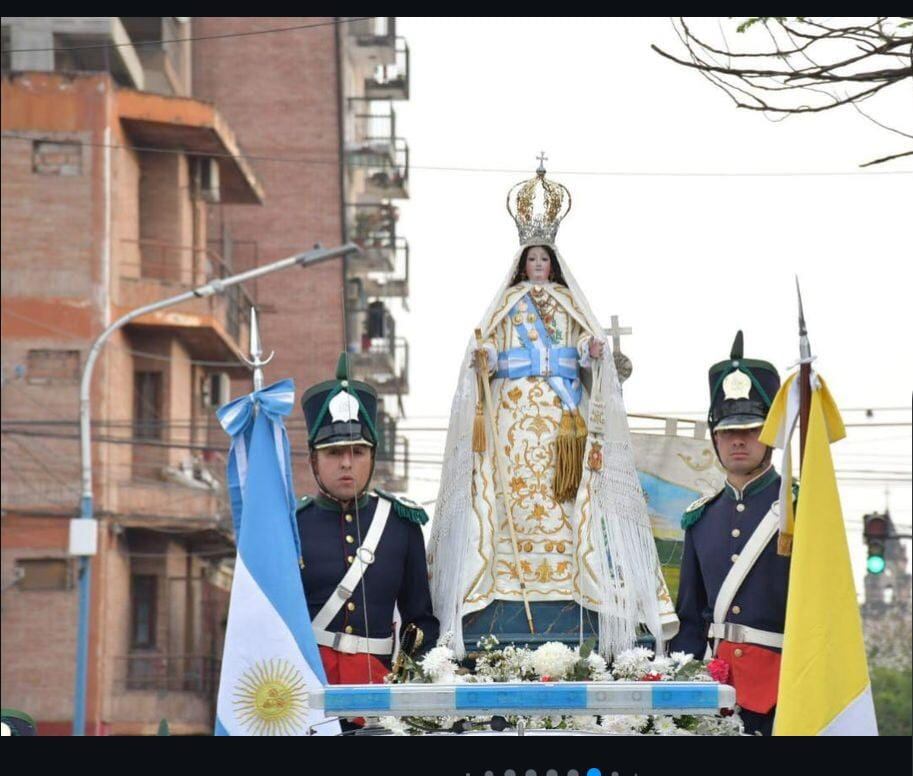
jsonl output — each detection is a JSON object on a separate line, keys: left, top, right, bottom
{"left": 215, "top": 380, "right": 339, "bottom": 736}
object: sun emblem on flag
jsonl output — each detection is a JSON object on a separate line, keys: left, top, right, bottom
{"left": 233, "top": 658, "right": 310, "bottom": 735}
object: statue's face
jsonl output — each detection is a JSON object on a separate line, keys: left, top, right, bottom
{"left": 714, "top": 427, "right": 768, "bottom": 477}
{"left": 524, "top": 246, "right": 552, "bottom": 282}
{"left": 314, "top": 444, "right": 373, "bottom": 500}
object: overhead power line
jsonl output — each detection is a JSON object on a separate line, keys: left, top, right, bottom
{"left": 0, "top": 17, "right": 372, "bottom": 54}
{"left": 2, "top": 133, "right": 910, "bottom": 178}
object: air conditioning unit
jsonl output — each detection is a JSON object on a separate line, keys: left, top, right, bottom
{"left": 204, "top": 372, "right": 231, "bottom": 408}
{"left": 193, "top": 156, "right": 220, "bottom": 204}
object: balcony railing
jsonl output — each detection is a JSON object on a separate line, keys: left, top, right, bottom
{"left": 118, "top": 237, "right": 255, "bottom": 345}
{"left": 348, "top": 136, "right": 409, "bottom": 200}
{"left": 375, "top": 416, "right": 408, "bottom": 492}
{"left": 347, "top": 17, "right": 397, "bottom": 66}
{"left": 364, "top": 37, "right": 409, "bottom": 100}
{"left": 115, "top": 653, "right": 220, "bottom": 695}
{"left": 346, "top": 99, "right": 398, "bottom": 157}
{"left": 345, "top": 203, "right": 399, "bottom": 273}
{"left": 349, "top": 334, "right": 409, "bottom": 397}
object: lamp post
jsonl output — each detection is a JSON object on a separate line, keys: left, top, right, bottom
{"left": 72, "top": 243, "right": 360, "bottom": 735}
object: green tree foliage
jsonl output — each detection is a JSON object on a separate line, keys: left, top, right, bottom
{"left": 870, "top": 666, "right": 913, "bottom": 737}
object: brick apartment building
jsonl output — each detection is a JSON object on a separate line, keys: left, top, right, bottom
{"left": 1, "top": 17, "right": 412, "bottom": 734}
{"left": 192, "top": 17, "right": 412, "bottom": 494}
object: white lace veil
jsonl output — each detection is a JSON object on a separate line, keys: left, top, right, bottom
{"left": 428, "top": 245, "right": 666, "bottom": 659}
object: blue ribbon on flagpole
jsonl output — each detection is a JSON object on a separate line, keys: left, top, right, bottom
{"left": 216, "top": 379, "right": 299, "bottom": 554}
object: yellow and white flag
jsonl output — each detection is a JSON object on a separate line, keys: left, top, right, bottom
{"left": 760, "top": 373, "right": 878, "bottom": 735}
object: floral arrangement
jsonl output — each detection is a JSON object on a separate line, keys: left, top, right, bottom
{"left": 374, "top": 636, "right": 744, "bottom": 736}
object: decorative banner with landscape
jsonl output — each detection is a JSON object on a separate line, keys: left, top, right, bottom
{"left": 632, "top": 431, "right": 726, "bottom": 600}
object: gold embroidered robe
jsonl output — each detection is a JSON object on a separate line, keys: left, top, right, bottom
{"left": 463, "top": 281, "right": 596, "bottom": 613}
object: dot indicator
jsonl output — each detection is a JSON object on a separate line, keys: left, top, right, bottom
{"left": 587, "top": 769, "right": 602, "bottom": 776}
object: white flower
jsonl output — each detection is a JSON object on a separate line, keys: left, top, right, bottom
{"left": 566, "top": 715, "right": 604, "bottom": 733}
{"left": 418, "top": 645, "right": 459, "bottom": 683}
{"left": 601, "top": 714, "right": 650, "bottom": 735}
{"left": 649, "top": 656, "right": 675, "bottom": 677}
{"left": 530, "top": 641, "right": 577, "bottom": 679}
{"left": 651, "top": 715, "right": 681, "bottom": 736}
{"left": 377, "top": 716, "right": 409, "bottom": 735}
{"left": 585, "top": 651, "right": 608, "bottom": 675}
{"left": 670, "top": 651, "right": 694, "bottom": 670}
{"left": 694, "top": 713, "right": 745, "bottom": 736}
{"left": 611, "top": 646, "right": 655, "bottom": 680}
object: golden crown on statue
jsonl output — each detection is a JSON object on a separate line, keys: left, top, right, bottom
{"left": 506, "top": 153, "right": 572, "bottom": 247}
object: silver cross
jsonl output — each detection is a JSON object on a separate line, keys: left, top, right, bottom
{"left": 604, "top": 315, "right": 633, "bottom": 383}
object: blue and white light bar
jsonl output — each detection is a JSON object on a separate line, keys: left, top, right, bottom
{"left": 310, "top": 682, "right": 735, "bottom": 717}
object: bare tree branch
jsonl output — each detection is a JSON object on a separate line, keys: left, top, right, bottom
{"left": 859, "top": 150, "right": 913, "bottom": 167}
{"left": 653, "top": 17, "right": 913, "bottom": 165}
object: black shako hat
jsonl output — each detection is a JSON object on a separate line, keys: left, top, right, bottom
{"left": 708, "top": 331, "right": 781, "bottom": 432}
{"left": 301, "top": 353, "right": 378, "bottom": 449}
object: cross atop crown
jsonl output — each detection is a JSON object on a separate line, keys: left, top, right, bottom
{"left": 536, "top": 151, "right": 548, "bottom": 174}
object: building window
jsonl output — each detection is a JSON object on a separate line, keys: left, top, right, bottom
{"left": 32, "top": 140, "right": 82, "bottom": 176}
{"left": 130, "top": 575, "right": 158, "bottom": 648}
{"left": 16, "top": 558, "right": 72, "bottom": 591}
{"left": 133, "top": 371, "right": 163, "bottom": 440}
{"left": 26, "top": 349, "right": 80, "bottom": 383}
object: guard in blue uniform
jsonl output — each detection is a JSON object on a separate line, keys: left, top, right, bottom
{"left": 670, "top": 332, "right": 792, "bottom": 736}
{"left": 297, "top": 354, "right": 438, "bottom": 686}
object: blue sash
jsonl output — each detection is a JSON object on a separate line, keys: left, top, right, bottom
{"left": 494, "top": 293, "right": 582, "bottom": 411}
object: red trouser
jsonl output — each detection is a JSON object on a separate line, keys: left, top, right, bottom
{"left": 318, "top": 645, "right": 390, "bottom": 685}
{"left": 717, "top": 640, "right": 781, "bottom": 714}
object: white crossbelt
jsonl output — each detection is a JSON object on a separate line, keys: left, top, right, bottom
{"left": 710, "top": 501, "right": 784, "bottom": 654}
{"left": 312, "top": 498, "right": 394, "bottom": 656}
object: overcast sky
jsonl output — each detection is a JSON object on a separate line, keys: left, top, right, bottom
{"left": 388, "top": 17, "right": 912, "bottom": 587}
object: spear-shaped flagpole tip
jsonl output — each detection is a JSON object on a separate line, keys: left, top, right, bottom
{"left": 242, "top": 306, "right": 275, "bottom": 392}
{"left": 795, "top": 275, "right": 812, "bottom": 360}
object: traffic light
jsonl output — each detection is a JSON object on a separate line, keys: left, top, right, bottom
{"left": 863, "top": 513, "right": 888, "bottom": 575}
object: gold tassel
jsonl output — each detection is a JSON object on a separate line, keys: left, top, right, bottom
{"left": 554, "top": 410, "right": 585, "bottom": 503}
{"left": 777, "top": 532, "right": 793, "bottom": 557}
{"left": 472, "top": 400, "right": 486, "bottom": 452}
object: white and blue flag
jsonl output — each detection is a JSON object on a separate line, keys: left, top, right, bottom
{"left": 214, "top": 379, "right": 339, "bottom": 736}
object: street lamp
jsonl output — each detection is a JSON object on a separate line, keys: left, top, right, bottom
{"left": 72, "top": 243, "right": 360, "bottom": 735}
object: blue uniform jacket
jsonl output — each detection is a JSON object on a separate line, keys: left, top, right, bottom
{"left": 296, "top": 491, "right": 439, "bottom": 657}
{"left": 669, "top": 466, "right": 791, "bottom": 659}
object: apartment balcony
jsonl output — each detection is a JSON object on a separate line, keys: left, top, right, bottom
{"left": 117, "top": 238, "right": 255, "bottom": 372}
{"left": 348, "top": 334, "right": 409, "bottom": 397}
{"left": 346, "top": 17, "right": 397, "bottom": 67}
{"left": 364, "top": 37, "right": 410, "bottom": 100}
{"left": 346, "top": 239, "right": 409, "bottom": 302}
{"left": 2, "top": 17, "right": 144, "bottom": 88}
{"left": 116, "top": 653, "right": 220, "bottom": 695}
{"left": 348, "top": 137, "right": 409, "bottom": 200}
{"left": 345, "top": 203, "right": 400, "bottom": 273}
{"left": 375, "top": 415, "right": 409, "bottom": 493}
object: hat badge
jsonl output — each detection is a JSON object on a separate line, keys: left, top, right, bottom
{"left": 329, "top": 390, "right": 360, "bottom": 422}
{"left": 722, "top": 369, "right": 752, "bottom": 400}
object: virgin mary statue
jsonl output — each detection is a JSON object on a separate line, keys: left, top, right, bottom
{"left": 427, "top": 161, "right": 678, "bottom": 658}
